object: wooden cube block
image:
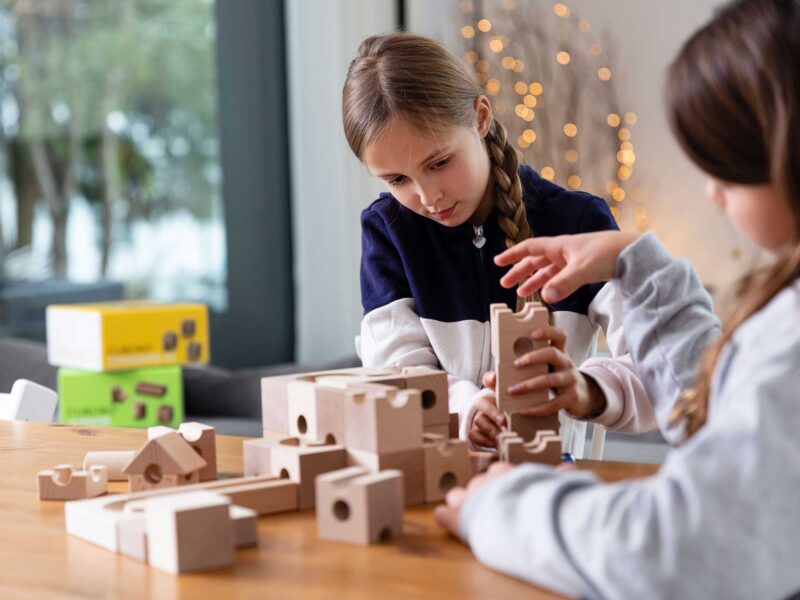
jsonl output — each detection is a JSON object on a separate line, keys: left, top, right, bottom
{"left": 342, "top": 385, "right": 423, "bottom": 455}
{"left": 399, "top": 367, "right": 449, "bottom": 428}
{"left": 491, "top": 302, "right": 549, "bottom": 414}
{"left": 145, "top": 491, "right": 235, "bottom": 574}
{"left": 498, "top": 429, "right": 562, "bottom": 466}
{"left": 243, "top": 433, "right": 294, "bottom": 476}
{"left": 269, "top": 439, "right": 347, "bottom": 509}
{"left": 287, "top": 381, "right": 346, "bottom": 445}
{"left": 422, "top": 434, "right": 471, "bottom": 503}
{"left": 124, "top": 432, "right": 206, "bottom": 492}
{"left": 179, "top": 422, "right": 217, "bottom": 482}
{"left": 316, "top": 467, "right": 403, "bottom": 545}
{"left": 38, "top": 465, "right": 108, "bottom": 500}
{"left": 347, "top": 447, "right": 425, "bottom": 506}
{"left": 229, "top": 505, "right": 258, "bottom": 548}
{"left": 424, "top": 423, "right": 450, "bottom": 438}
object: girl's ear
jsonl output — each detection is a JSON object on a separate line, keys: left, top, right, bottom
{"left": 475, "top": 95, "right": 493, "bottom": 138}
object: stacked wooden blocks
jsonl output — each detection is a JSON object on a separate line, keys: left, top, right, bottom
{"left": 490, "top": 302, "right": 562, "bottom": 465}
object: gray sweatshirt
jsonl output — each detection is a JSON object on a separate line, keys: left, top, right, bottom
{"left": 460, "top": 233, "right": 800, "bottom": 599}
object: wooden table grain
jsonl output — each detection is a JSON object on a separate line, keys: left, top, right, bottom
{"left": 0, "top": 422, "right": 659, "bottom": 599}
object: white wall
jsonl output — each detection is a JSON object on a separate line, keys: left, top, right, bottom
{"left": 409, "top": 0, "right": 763, "bottom": 301}
{"left": 285, "top": 1, "right": 395, "bottom": 364}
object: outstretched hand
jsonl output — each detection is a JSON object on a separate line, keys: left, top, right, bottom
{"left": 494, "top": 231, "right": 639, "bottom": 303}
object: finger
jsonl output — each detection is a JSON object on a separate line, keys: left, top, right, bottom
{"left": 536, "top": 265, "right": 593, "bottom": 304}
{"left": 474, "top": 413, "right": 501, "bottom": 437}
{"left": 530, "top": 325, "right": 567, "bottom": 352}
{"left": 445, "top": 486, "right": 468, "bottom": 509}
{"left": 516, "top": 263, "right": 563, "bottom": 298}
{"left": 499, "top": 256, "right": 552, "bottom": 289}
{"left": 474, "top": 396, "right": 505, "bottom": 427}
{"left": 517, "top": 396, "right": 570, "bottom": 417}
{"left": 508, "top": 369, "right": 577, "bottom": 395}
{"left": 469, "top": 428, "right": 497, "bottom": 448}
{"left": 514, "top": 346, "right": 572, "bottom": 371}
{"left": 482, "top": 371, "right": 497, "bottom": 390}
{"left": 433, "top": 504, "right": 463, "bottom": 538}
{"left": 494, "top": 237, "right": 560, "bottom": 268}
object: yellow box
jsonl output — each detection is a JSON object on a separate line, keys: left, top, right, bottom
{"left": 46, "top": 301, "right": 209, "bottom": 372}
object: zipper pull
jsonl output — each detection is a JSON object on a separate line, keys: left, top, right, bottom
{"left": 472, "top": 225, "right": 486, "bottom": 248}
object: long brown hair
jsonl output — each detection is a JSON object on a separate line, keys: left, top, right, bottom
{"left": 342, "top": 32, "right": 534, "bottom": 310}
{"left": 666, "top": 0, "right": 800, "bottom": 437}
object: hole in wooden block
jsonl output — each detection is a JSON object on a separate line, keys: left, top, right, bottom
{"left": 279, "top": 469, "right": 290, "bottom": 479}
{"left": 439, "top": 471, "right": 457, "bottom": 493}
{"left": 144, "top": 464, "right": 163, "bottom": 484}
{"left": 333, "top": 500, "right": 350, "bottom": 521}
{"left": 279, "top": 438, "right": 300, "bottom": 447}
{"left": 421, "top": 390, "right": 436, "bottom": 410}
{"left": 297, "top": 415, "right": 308, "bottom": 434}
{"left": 513, "top": 337, "right": 533, "bottom": 357}
{"left": 325, "top": 433, "right": 337, "bottom": 445}
{"left": 378, "top": 527, "right": 393, "bottom": 542}
{"left": 53, "top": 465, "right": 74, "bottom": 486}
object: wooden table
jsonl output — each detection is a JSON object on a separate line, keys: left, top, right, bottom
{"left": 0, "top": 422, "right": 659, "bottom": 599}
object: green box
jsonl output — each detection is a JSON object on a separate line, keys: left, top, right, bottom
{"left": 58, "top": 365, "right": 184, "bottom": 428}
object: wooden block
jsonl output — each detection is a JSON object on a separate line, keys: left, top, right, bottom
{"left": 507, "top": 412, "right": 560, "bottom": 443}
{"left": 399, "top": 367, "right": 449, "bottom": 427}
{"left": 490, "top": 302, "right": 550, "bottom": 414}
{"left": 497, "top": 429, "right": 562, "bottom": 466}
{"left": 269, "top": 438, "right": 347, "bottom": 510}
{"left": 221, "top": 479, "right": 298, "bottom": 515}
{"left": 261, "top": 366, "right": 410, "bottom": 436}
{"left": 38, "top": 464, "right": 108, "bottom": 500}
{"left": 83, "top": 451, "right": 136, "bottom": 481}
{"left": 422, "top": 434, "right": 471, "bottom": 503}
{"left": 145, "top": 491, "right": 235, "bottom": 574}
{"left": 118, "top": 517, "right": 148, "bottom": 563}
{"left": 124, "top": 431, "right": 206, "bottom": 492}
{"left": 424, "top": 423, "right": 450, "bottom": 438}
{"left": 178, "top": 422, "right": 217, "bottom": 482}
{"left": 229, "top": 505, "right": 258, "bottom": 548}
{"left": 65, "top": 475, "right": 296, "bottom": 553}
{"left": 316, "top": 467, "right": 404, "bottom": 545}
{"left": 449, "top": 412, "right": 460, "bottom": 439}
{"left": 347, "top": 447, "right": 425, "bottom": 506}
{"left": 342, "top": 385, "right": 423, "bottom": 455}
{"left": 243, "top": 433, "right": 292, "bottom": 476}
{"left": 287, "top": 381, "right": 346, "bottom": 445}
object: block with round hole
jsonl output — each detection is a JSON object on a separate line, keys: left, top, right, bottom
{"left": 37, "top": 464, "right": 108, "bottom": 500}
{"left": 123, "top": 431, "right": 206, "bottom": 492}
{"left": 341, "top": 384, "right": 423, "bottom": 455}
{"left": 178, "top": 422, "right": 217, "bottom": 481}
{"left": 346, "top": 447, "right": 425, "bottom": 506}
{"left": 286, "top": 381, "right": 346, "bottom": 445}
{"left": 422, "top": 433, "right": 471, "bottom": 503}
{"left": 315, "top": 467, "right": 404, "bottom": 545}
{"left": 490, "top": 302, "right": 550, "bottom": 414}
{"left": 268, "top": 437, "right": 347, "bottom": 510}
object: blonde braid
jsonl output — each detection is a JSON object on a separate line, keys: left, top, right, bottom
{"left": 484, "top": 120, "right": 550, "bottom": 316}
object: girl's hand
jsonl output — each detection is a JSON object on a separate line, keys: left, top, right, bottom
{"left": 494, "top": 231, "right": 639, "bottom": 303}
{"left": 433, "top": 460, "right": 581, "bottom": 539}
{"left": 468, "top": 377, "right": 505, "bottom": 448}
{"left": 433, "top": 461, "right": 515, "bottom": 539}
{"left": 510, "top": 326, "right": 607, "bottom": 420}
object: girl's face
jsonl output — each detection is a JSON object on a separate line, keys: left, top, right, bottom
{"left": 706, "top": 178, "right": 797, "bottom": 254}
{"left": 363, "top": 97, "right": 493, "bottom": 227}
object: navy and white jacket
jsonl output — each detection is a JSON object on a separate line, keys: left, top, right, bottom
{"left": 357, "top": 166, "right": 650, "bottom": 450}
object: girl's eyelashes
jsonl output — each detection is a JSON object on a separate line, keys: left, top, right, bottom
{"left": 388, "top": 175, "right": 407, "bottom": 187}
{"left": 431, "top": 157, "right": 450, "bottom": 170}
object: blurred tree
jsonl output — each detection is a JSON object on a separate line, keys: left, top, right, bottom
{"left": 0, "top": 0, "right": 219, "bottom": 278}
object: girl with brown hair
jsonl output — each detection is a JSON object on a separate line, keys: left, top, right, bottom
{"left": 344, "top": 33, "right": 651, "bottom": 454}
{"left": 435, "top": 1, "right": 800, "bottom": 597}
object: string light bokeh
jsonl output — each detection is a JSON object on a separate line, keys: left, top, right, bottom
{"left": 458, "top": 0, "right": 648, "bottom": 230}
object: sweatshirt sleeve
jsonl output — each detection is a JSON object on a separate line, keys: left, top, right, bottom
{"left": 459, "top": 283, "right": 800, "bottom": 599}
{"left": 359, "top": 207, "right": 491, "bottom": 440}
